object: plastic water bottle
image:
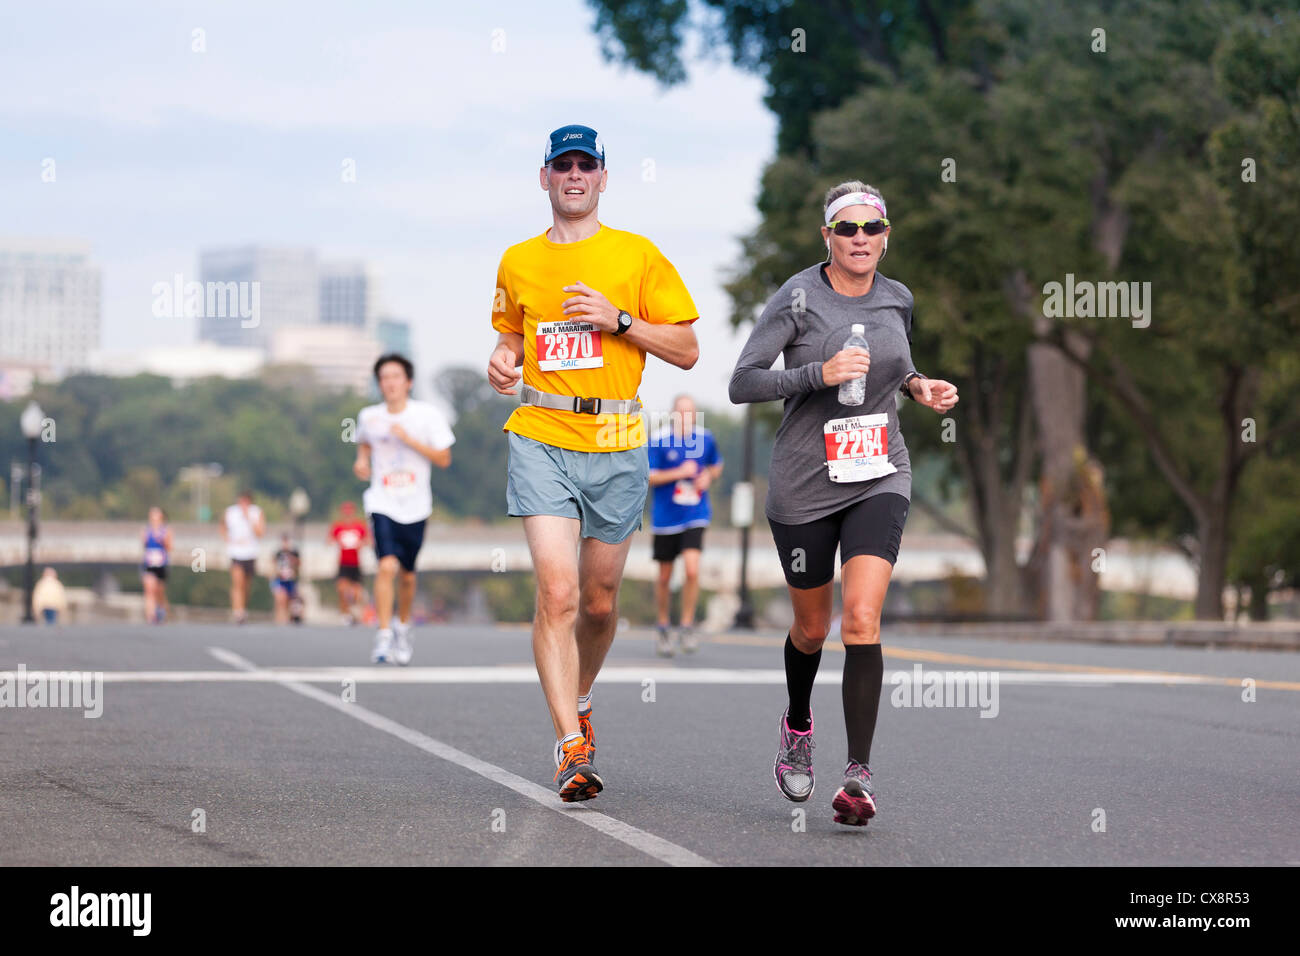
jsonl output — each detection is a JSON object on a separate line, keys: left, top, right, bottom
{"left": 837, "top": 323, "right": 869, "bottom": 406}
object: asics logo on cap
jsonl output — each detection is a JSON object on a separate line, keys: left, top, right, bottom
{"left": 563, "top": 132, "right": 583, "bottom": 141}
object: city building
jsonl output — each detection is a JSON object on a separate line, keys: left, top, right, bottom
{"left": 0, "top": 239, "right": 102, "bottom": 371}
{"left": 197, "top": 246, "right": 318, "bottom": 350}
{"left": 375, "top": 316, "right": 412, "bottom": 358}
{"left": 319, "top": 261, "right": 374, "bottom": 329}
{"left": 268, "top": 325, "right": 382, "bottom": 394}
{"left": 88, "top": 344, "right": 264, "bottom": 383}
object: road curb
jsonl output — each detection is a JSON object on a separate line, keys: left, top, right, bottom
{"left": 886, "top": 621, "right": 1300, "bottom": 651}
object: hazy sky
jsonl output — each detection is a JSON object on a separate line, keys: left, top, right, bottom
{"left": 2, "top": 0, "right": 778, "bottom": 414}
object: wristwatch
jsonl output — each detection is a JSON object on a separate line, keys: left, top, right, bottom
{"left": 613, "top": 310, "right": 633, "bottom": 336}
{"left": 900, "top": 371, "right": 924, "bottom": 399}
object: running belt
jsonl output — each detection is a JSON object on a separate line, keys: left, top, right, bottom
{"left": 519, "top": 384, "right": 641, "bottom": 416}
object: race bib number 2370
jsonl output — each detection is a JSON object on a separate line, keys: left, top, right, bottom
{"left": 536, "top": 320, "right": 604, "bottom": 371}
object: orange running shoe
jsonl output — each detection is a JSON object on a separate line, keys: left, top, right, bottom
{"left": 554, "top": 736, "right": 603, "bottom": 803}
{"left": 578, "top": 707, "right": 596, "bottom": 766}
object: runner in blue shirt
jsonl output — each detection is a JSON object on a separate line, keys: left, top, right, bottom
{"left": 646, "top": 394, "right": 722, "bottom": 655}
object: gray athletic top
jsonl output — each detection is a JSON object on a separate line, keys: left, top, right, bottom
{"left": 728, "top": 264, "right": 918, "bottom": 523}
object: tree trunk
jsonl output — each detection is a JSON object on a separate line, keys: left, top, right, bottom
{"left": 1194, "top": 506, "right": 1229, "bottom": 620}
{"left": 1026, "top": 331, "right": 1110, "bottom": 621}
{"left": 960, "top": 347, "right": 1033, "bottom": 618}
{"left": 1246, "top": 573, "right": 1271, "bottom": 621}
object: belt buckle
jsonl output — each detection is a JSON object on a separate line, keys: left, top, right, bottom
{"left": 574, "top": 396, "right": 601, "bottom": 415}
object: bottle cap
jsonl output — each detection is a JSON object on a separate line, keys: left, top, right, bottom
{"left": 851, "top": 324, "right": 865, "bottom": 335}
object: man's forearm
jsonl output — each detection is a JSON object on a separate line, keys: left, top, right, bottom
{"left": 404, "top": 438, "right": 451, "bottom": 467}
{"left": 620, "top": 319, "right": 698, "bottom": 370}
{"left": 496, "top": 332, "right": 525, "bottom": 364}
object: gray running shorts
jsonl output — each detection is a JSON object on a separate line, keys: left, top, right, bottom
{"left": 506, "top": 431, "right": 648, "bottom": 543}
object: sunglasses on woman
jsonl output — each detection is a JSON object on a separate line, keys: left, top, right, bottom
{"left": 549, "top": 157, "right": 602, "bottom": 173}
{"left": 829, "top": 218, "right": 890, "bottom": 237}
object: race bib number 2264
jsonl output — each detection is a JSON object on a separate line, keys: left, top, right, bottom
{"left": 823, "top": 413, "right": 898, "bottom": 484}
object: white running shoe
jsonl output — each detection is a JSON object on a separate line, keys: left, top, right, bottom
{"left": 371, "top": 628, "right": 394, "bottom": 664}
{"left": 678, "top": 624, "right": 699, "bottom": 654}
{"left": 391, "top": 626, "right": 413, "bottom": 666}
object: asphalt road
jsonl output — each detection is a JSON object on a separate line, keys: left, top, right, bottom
{"left": 1, "top": 621, "right": 1297, "bottom": 866}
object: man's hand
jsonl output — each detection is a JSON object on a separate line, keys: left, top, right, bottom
{"left": 678, "top": 460, "right": 700, "bottom": 480}
{"left": 561, "top": 281, "right": 619, "bottom": 332}
{"left": 821, "top": 347, "right": 871, "bottom": 387}
{"left": 353, "top": 457, "right": 371, "bottom": 481}
{"left": 487, "top": 343, "right": 522, "bottom": 395}
{"left": 390, "top": 423, "right": 409, "bottom": 444}
{"left": 693, "top": 470, "right": 713, "bottom": 493}
{"left": 908, "top": 377, "right": 960, "bottom": 413}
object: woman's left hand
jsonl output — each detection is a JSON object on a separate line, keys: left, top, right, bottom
{"left": 909, "top": 377, "right": 959, "bottom": 413}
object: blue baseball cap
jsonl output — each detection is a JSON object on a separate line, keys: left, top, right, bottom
{"left": 544, "top": 125, "right": 605, "bottom": 165}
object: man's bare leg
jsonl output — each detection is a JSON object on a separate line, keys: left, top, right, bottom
{"left": 230, "top": 564, "right": 246, "bottom": 614}
{"left": 523, "top": 515, "right": 582, "bottom": 740}
{"left": 680, "top": 548, "right": 702, "bottom": 627}
{"left": 654, "top": 560, "right": 673, "bottom": 628}
{"left": 397, "top": 569, "right": 417, "bottom": 624}
{"left": 576, "top": 533, "right": 635, "bottom": 697}
{"left": 374, "top": 556, "right": 400, "bottom": 630}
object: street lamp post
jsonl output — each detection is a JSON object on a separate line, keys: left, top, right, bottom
{"left": 732, "top": 403, "right": 756, "bottom": 629}
{"left": 289, "top": 487, "right": 311, "bottom": 544}
{"left": 178, "top": 463, "right": 223, "bottom": 522}
{"left": 19, "top": 401, "right": 44, "bottom": 625}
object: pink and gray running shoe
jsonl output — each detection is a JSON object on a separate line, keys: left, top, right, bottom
{"left": 773, "top": 709, "right": 815, "bottom": 802}
{"left": 831, "top": 760, "right": 876, "bottom": 826}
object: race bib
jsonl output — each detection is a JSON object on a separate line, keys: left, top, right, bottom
{"left": 536, "top": 320, "right": 603, "bottom": 371}
{"left": 671, "top": 480, "right": 701, "bottom": 506}
{"left": 382, "top": 470, "right": 417, "bottom": 495}
{"left": 823, "top": 413, "right": 898, "bottom": 483}
{"left": 145, "top": 547, "right": 166, "bottom": 568}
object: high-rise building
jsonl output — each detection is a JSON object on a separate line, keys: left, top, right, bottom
{"left": 268, "top": 325, "right": 383, "bottom": 394}
{"left": 375, "top": 316, "right": 412, "bottom": 359}
{"left": 320, "top": 261, "right": 373, "bottom": 329}
{"left": 198, "top": 246, "right": 318, "bottom": 350}
{"left": 0, "top": 239, "right": 102, "bottom": 370}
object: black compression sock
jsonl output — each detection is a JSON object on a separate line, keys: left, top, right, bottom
{"left": 784, "top": 633, "right": 821, "bottom": 732}
{"left": 843, "top": 643, "right": 884, "bottom": 765}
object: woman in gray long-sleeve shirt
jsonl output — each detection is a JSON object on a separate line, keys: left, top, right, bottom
{"left": 729, "top": 181, "right": 959, "bottom": 827}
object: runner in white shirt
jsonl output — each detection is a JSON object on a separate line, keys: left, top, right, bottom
{"left": 222, "top": 490, "right": 266, "bottom": 625}
{"left": 353, "top": 353, "right": 455, "bottom": 664}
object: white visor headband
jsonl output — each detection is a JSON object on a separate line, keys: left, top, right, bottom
{"left": 825, "top": 192, "right": 886, "bottom": 223}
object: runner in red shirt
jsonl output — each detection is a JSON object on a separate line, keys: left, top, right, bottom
{"left": 330, "top": 501, "right": 369, "bottom": 625}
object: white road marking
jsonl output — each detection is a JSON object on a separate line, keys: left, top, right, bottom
{"left": 0, "top": 665, "right": 1232, "bottom": 686}
{"left": 205, "top": 647, "right": 716, "bottom": 868}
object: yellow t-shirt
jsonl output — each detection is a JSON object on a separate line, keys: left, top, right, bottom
{"left": 491, "top": 224, "right": 698, "bottom": 452}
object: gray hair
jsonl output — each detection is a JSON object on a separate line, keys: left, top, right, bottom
{"left": 824, "top": 181, "right": 885, "bottom": 215}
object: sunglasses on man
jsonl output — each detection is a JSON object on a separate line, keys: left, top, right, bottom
{"left": 828, "top": 219, "right": 890, "bottom": 237}
{"left": 549, "top": 157, "right": 602, "bottom": 173}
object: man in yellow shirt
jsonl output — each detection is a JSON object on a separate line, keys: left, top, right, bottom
{"left": 487, "top": 125, "right": 700, "bottom": 802}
